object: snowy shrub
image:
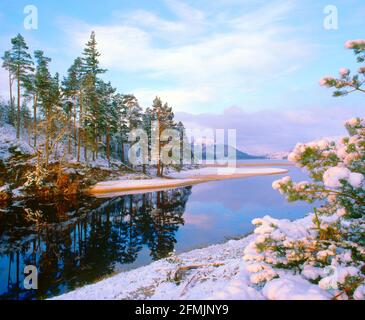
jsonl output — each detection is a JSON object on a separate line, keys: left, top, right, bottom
{"left": 244, "top": 120, "right": 365, "bottom": 299}
{"left": 319, "top": 39, "right": 365, "bottom": 96}
{"left": 245, "top": 39, "right": 365, "bottom": 300}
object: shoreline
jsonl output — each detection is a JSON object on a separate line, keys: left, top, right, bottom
{"left": 51, "top": 214, "right": 331, "bottom": 301}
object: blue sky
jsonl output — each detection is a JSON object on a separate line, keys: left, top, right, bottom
{"left": 0, "top": 0, "right": 364, "bottom": 153}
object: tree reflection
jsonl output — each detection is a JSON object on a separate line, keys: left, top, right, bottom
{"left": 0, "top": 186, "right": 192, "bottom": 300}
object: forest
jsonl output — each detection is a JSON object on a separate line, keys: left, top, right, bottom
{"left": 0, "top": 32, "right": 188, "bottom": 200}
{"left": 0, "top": 31, "right": 187, "bottom": 167}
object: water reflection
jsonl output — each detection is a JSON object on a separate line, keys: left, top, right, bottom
{"left": 0, "top": 162, "right": 316, "bottom": 300}
{"left": 0, "top": 187, "right": 192, "bottom": 300}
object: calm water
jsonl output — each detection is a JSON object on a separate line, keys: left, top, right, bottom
{"left": 0, "top": 161, "right": 314, "bottom": 300}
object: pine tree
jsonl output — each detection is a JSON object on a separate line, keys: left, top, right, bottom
{"left": 150, "top": 97, "right": 176, "bottom": 176}
{"left": 82, "top": 31, "right": 106, "bottom": 78}
{"left": 121, "top": 94, "right": 142, "bottom": 165}
{"left": 176, "top": 121, "right": 188, "bottom": 168}
{"left": 82, "top": 31, "right": 107, "bottom": 161}
{"left": 23, "top": 72, "right": 38, "bottom": 147}
{"left": 96, "top": 80, "right": 116, "bottom": 162}
{"left": 9, "top": 34, "right": 34, "bottom": 139}
{"left": 141, "top": 107, "right": 154, "bottom": 173}
{"left": 113, "top": 93, "right": 128, "bottom": 163}
{"left": 62, "top": 57, "right": 83, "bottom": 157}
{"left": 20, "top": 101, "right": 31, "bottom": 144}
{"left": 122, "top": 94, "right": 142, "bottom": 130}
{"left": 34, "top": 50, "right": 63, "bottom": 164}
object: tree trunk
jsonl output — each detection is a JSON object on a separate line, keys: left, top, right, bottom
{"left": 33, "top": 95, "right": 37, "bottom": 148}
{"left": 27, "top": 123, "right": 31, "bottom": 145}
{"left": 84, "top": 143, "right": 88, "bottom": 162}
{"left": 157, "top": 110, "right": 161, "bottom": 177}
{"left": 106, "top": 127, "right": 110, "bottom": 164}
{"left": 121, "top": 142, "right": 125, "bottom": 163}
{"left": 16, "top": 70, "right": 20, "bottom": 139}
{"left": 77, "top": 129, "right": 81, "bottom": 162}
{"left": 92, "top": 128, "right": 96, "bottom": 161}
{"left": 45, "top": 111, "right": 49, "bottom": 165}
{"left": 8, "top": 72, "right": 13, "bottom": 117}
{"left": 156, "top": 111, "right": 161, "bottom": 177}
{"left": 77, "top": 91, "right": 83, "bottom": 162}
{"left": 95, "top": 134, "right": 100, "bottom": 159}
{"left": 157, "top": 156, "right": 161, "bottom": 177}
{"left": 68, "top": 113, "right": 72, "bottom": 155}
{"left": 73, "top": 97, "right": 77, "bottom": 146}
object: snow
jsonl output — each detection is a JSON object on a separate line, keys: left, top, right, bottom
{"left": 323, "top": 166, "right": 364, "bottom": 188}
{"left": 0, "top": 124, "right": 33, "bottom": 160}
{"left": 90, "top": 178, "right": 198, "bottom": 195}
{"left": 51, "top": 214, "right": 338, "bottom": 301}
{"left": 319, "top": 76, "right": 335, "bottom": 87}
{"left": 339, "top": 68, "right": 350, "bottom": 77}
{"left": 318, "top": 266, "right": 360, "bottom": 291}
{"left": 0, "top": 184, "right": 9, "bottom": 192}
{"left": 354, "top": 285, "right": 365, "bottom": 300}
{"left": 344, "top": 39, "right": 365, "bottom": 49}
{"left": 262, "top": 276, "right": 331, "bottom": 300}
{"left": 51, "top": 235, "right": 255, "bottom": 300}
{"left": 89, "top": 167, "right": 288, "bottom": 196}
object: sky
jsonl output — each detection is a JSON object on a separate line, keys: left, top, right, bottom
{"left": 0, "top": 0, "right": 364, "bottom": 154}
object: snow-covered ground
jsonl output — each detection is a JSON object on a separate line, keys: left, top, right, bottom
{"left": 52, "top": 214, "right": 332, "bottom": 300}
{"left": 0, "top": 124, "right": 33, "bottom": 160}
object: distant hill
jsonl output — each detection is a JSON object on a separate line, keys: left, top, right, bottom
{"left": 194, "top": 144, "right": 265, "bottom": 160}
{"left": 264, "top": 151, "right": 290, "bottom": 160}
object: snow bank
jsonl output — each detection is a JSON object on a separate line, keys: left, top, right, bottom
{"left": 89, "top": 178, "right": 198, "bottom": 195}
{"left": 89, "top": 167, "right": 288, "bottom": 196}
{"left": 52, "top": 214, "right": 334, "bottom": 301}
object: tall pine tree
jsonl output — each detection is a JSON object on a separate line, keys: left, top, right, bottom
{"left": 150, "top": 97, "right": 176, "bottom": 176}
{"left": 34, "top": 50, "right": 63, "bottom": 164}
{"left": 62, "top": 57, "right": 83, "bottom": 157}
{"left": 9, "top": 34, "right": 34, "bottom": 139}
{"left": 82, "top": 31, "right": 106, "bottom": 161}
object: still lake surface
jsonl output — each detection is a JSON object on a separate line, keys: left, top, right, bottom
{"left": 0, "top": 161, "right": 315, "bottom": 299}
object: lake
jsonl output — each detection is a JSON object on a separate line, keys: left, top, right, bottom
{"left": 0, "top": 161, "right": 315, "bottom": 300}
